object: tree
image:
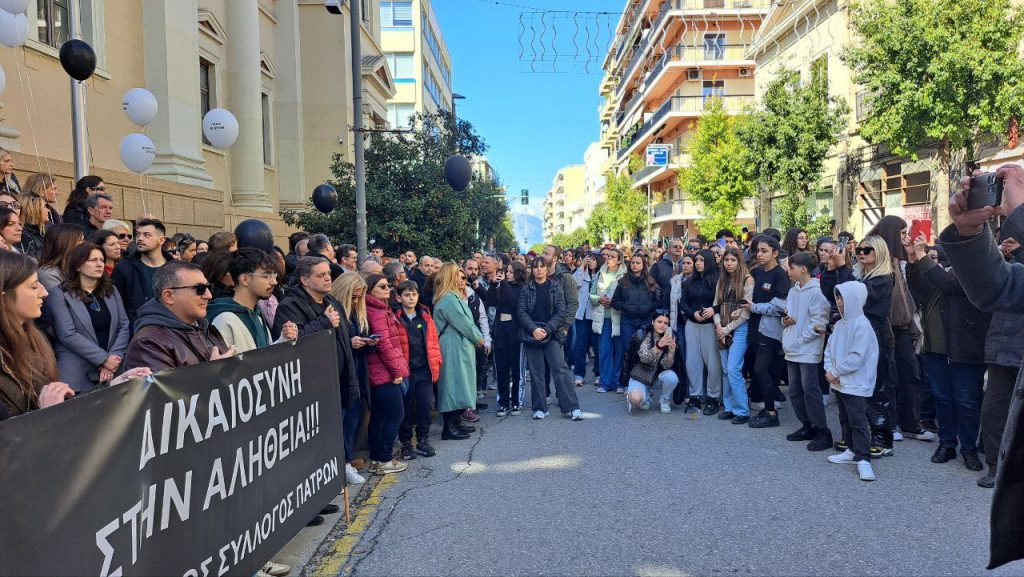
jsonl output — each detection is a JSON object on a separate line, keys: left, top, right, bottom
{"left": 739, "top": 66, "right": 848, "bottom": 233}
{"left": 585, "top": 201, "right": 614, "bottom": 245}
{"left": 603, "top": 155, "right": 648, "bottom": 243}
{"left": 549, "top": 227, "right": 590, "bottom": 248}
{"left": 843, "top": 0, "right": 1024, "bottom": 227}
{"left": 281, "top": 111, "right": 512, "bottom": 261}
{"left": 678, "top": 97, "right": 755, "bottom": 238}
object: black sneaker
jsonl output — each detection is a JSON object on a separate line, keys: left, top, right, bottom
{"left": 775, "top": 391, "right": 787, "bottom": 403}
{"left": 748, "top": 411, "right": 780, "bottom": 429}
{"left": 869, "top": 445, "right": 894, "bottom": 458}
{"left": 496, "top": 405, "right": 508, "bottom": 417}
{"left": 931, "top": 444, "right": 957, "bottom": 463}
{"left": 717, "top": 410, "right": 735, "bottom": 421}
{"left": 415, "top": 441, "right": 436, "bottom": 457}
{"left": 978, "top": 466, "right": 996, "bottom": 489}
{"left": 400, "top": 441, "right": 418, "bottom": 461}
{"left": 962, "top": 450, "right": 983, "bottom": 471}
{"left": 786, "top": 423, "right": 814, "bottom": 441}
{"left": 731, "top": 415, "right": 750, "bottom": 425}
{"left": 684, "top": 397, "right": 702, "bottom": 414}
{"left": 806, "top": 428, "right": 833, "bottom": 452}
{"left": 919, "top": 418, "right": 939, "bottom": 433}
{"left": 701, "top": 399, "right": 720, "bottom": 416}
{"left": 510, "top": 404, "right": 521, "bottom": 416}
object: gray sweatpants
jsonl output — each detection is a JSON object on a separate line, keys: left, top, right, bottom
{"left": 525, "top": 340, "right": 580, "bottom": 413}
{"left": 685, "top": 321, "right": 722, "bottom": 399}
{"left": 788, "top": 361, "right": 828, "bottom": 429}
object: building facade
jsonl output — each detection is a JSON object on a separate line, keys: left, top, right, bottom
{"left": 598, "top": 0, "right": 768, "bottom": 243}
{"left": 0, "top": 0, "right": 395, "bottom": 243}
{"left": 543, "top": 165, "right": 585, "bottom": 240}
{"left": 380, "top": 0, "right": 453, "bottom": 127}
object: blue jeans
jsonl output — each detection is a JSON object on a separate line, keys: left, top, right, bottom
{"left": 573, "top": 318, "right": 596, "bottom": 380}
{"left": 343, "top": 397, "right": 364, "bottom": 463}
{"left": 920, "top": 352, "right": 985, "bottom": 451}
{"left": 598, "top": 317, "right": 623, "bottom": 390}
{"left": 620, "top": 316, "right": 646, "bottom": 346}
{"left": 368, "top": 383, "right": 405, "bottom": 463}
{"left": 720, "top": 323, "right": 749, "bottom": 416}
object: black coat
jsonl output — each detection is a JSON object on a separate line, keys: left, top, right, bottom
{"left": 486, "top": 280, "right": 522, "bottom": 347}
{"left": 821, "top": 265, "right": 895, "bottom": 347}
{"left": 272, "top": 287, "right": 360, "bottom": 409}
{"left": 907, "top": 257, "right": 990, "bottom": 364}
{"left": 111, "top": 256, "right": 162, "bottom": 331}
{"left": 611, "top": 273, "right": 660, "bottom": 320}
{"left": 678, "top": 274, "right": 716, "bottom": 324}
{"left": 517, "top": 279, "right": 566, "bottom": 344}
{"left": 62, "top": 202, "right": 89, "bottom": 227}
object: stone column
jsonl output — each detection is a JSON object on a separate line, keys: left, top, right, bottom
{"left": 274, "top": 0, "right": 307, "bottom": 210}
{"left": 225, "top": 0, "right": 269, "bottom": 210}
{"left": 142, "top": 0, "right": 213, "bottom": 187}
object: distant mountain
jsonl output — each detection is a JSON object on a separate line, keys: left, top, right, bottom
{"left": 511, "top": 213, "right": 543, "bottom": 250}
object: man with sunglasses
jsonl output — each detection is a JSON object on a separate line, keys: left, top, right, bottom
{"left": 113, "top": 218, "right": 168, "bottom": 331}
{"left": 123, "top": 261, "right": 233, "bottom": 373}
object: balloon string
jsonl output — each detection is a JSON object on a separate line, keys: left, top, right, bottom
{"left": 12, "top": 49, "right": 44, "bottom": 175}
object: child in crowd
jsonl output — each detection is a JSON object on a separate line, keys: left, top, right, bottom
{"left": 782, "top": 252, "right": 832, "bottom": 451}
{"left": 394, "top": 280, "right": 442, "bottom": 459}
{"left": 824, "top": 282, "right": 879, "bottom": 481}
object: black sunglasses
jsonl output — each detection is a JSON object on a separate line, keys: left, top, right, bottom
{"left": 167, "top": 283, "right": 212, "bottom": 295}
{"left": 117, "top": 233, "right": 133, "bottom": 240}
{"left": 855, "top": 246, "right": 875, "bottom": 255}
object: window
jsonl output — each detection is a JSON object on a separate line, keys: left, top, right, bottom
{"left": 386, "top": 52, "right": 415, "bottom": 81}
{"left": 361, "top": 0, "right": 371, "bottom": 24}
{"left": 422, "top": 12, "right": 444, "bottom": 68}
{"left": 811, "top": 54, "right": 829, "bottom": 87}
{"left": 703, "top": 33, "right": 725, "bottom": 60}
{"left": 380, "top": 1, "right": 413, "bottom": 28}
{"left": 701, "top": 80, "right": 725, "bottom": 103}
{"left": 387, "top": 103, "right": 415, "bottom": 127}
{"left": 423, "top": 62, "right": 443, "bottom": 108}
{"left": 904, "top": 171, "right": 930, "bottom": 204}
{"left": 200, "top": 60, "right": 213, "bottom": 145}
{"left": 262, "top": 93, "right": 273, "bottom": 165}
{"left": 37, "top": 0, "right": 69, "bottom": 49}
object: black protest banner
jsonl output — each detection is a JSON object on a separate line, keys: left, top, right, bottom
{"left": 0, "top": 330, "right": 343, "bottom": 577}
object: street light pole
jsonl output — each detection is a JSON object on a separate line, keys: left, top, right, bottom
{"left": 348, "top": 0, "right": 368, "bottom": 260}
{"left": 69, "top": 0, "right": 89, "bottom": 180}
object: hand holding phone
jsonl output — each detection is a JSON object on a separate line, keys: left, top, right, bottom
{"left": 967, "top": 172, "right": 1004, "bottom": 210}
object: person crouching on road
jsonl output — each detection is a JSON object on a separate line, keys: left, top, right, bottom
{"left": 622, "top": 310, "right": 679, "bottom": 414}
{"left": 518, "top": 256, "right": 582, "bottom": 421}
{"left": 364, "top": 273, "right": 410, "bottom": 476}
{"left": 393, "top": 280, "right": 442, "bottom": 460}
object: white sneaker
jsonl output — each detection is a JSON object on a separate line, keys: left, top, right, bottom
{"left": 660, "top": 400, "right": 671, "bottom": 414}
{"left": 374, "top": 459, "right": 408, "bottom": 475}
{"left": 532, "top": 410, "right": 547, "bottom": 420}
{"left": 570, "top": 409, "right": 583, "bottom": 421}
{"left": 857, "top": 460, "right": 876, "bottom": 481}
{"left": 345, "top": 463, "right": 365, "bottom": 485}
{"left": 892, "top": 429, "right": 904, "bottom": 441}
{"left": 262, "top": 561, "right": 292, "bottom": 577}
{"left": 905, "top": 429, "right": 936, "bottom": 442}
{"left": 828, "top": 450, "right": 857, "bottom": 464}
{"left": 640, "top": 399, "right": 651, "bottom": 411}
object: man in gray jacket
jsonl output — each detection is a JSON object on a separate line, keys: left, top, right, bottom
{"left": 941, "top": 163, "right": 1024, "bottom": 570}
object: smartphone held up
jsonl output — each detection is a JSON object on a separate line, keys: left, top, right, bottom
{"left": 967, "top": 172, "right": 1004, "bottom": 210}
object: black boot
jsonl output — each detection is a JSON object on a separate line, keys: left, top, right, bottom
{"left": 454, "top": 411, "right": 475, "bottom": 433}
{"left": 977, "top": 464, "right": 996, "bottom": 488}
{"left": 930, "top": 444, "right": 957, "bottom": 463}
{"left": 962, "top": 450, "right": 983, "bottom": 471}
{"left": 441, "top": 412, "right": 469, "bottom": 440}
{"left": 786, "top": 422, "right": 814, "bottom": 441}
{"left": 806, "top": 427, "right": 833, "bottom": 451}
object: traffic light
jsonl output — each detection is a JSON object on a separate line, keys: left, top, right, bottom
{"left": 520, "top": 189, "right": 529, "bottom": 205}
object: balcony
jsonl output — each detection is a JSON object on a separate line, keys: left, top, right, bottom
{"left": 631, "top": 151, "right": 692, "bottom": 188}
{"left": 618, "top": 94, "right": 754, "bottom": 160}
{"left": 600, "top": 98, "right": 615, "bottom": 121}
{"left": 615, "top": 1, "right": 650, "bottom": 63}
{"left": 652, "top": 196, "right": 755, "bottom": 223}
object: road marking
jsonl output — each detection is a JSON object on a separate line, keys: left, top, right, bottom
{"left": 312, "top": 474, "right": 399, "bottom": 577}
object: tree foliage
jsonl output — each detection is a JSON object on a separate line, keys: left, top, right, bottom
{"left": 281, "top": 111, "right": 513, "bottom": 260}
{"left": 549, "top": 227, "right": 590, "bottom": 248}
{"left": 678, "top": 97, "right": 755, "bottom": 238}
{"left": 602, "top": 155, "right": 648, "bottom": 243}
{"left": 739, "top": 66, "right": 848, "bottom": 232}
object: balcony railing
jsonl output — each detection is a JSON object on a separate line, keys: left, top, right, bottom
{"left": 618, "top": 94, "right": 754, "bottom": 158}
{"left": 632, "top": 165, "right": 663, "bottom": 184}
{"left": 653, "top": 200, "right": 685, "bottom": 218}
{"left": 648, "top": 44, "right": 751, "bottom": 82}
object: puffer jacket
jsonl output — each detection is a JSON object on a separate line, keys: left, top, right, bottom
{"left": 517, "top": 278, "right": 566, "bottom": 344}
{"left": 620, "top": 326, "right": 674, "bottom": 388}
{"left": 365, "top": 294, "right": 410, "bottom": 386}
{"left": 392, "top": 303, "right": 442, "bottom": 383}
{"left": 486, "top": 279, "right": 523, "bottom": 347}
{"left": 611, "top": 273, "right": 660, "bottom": 320}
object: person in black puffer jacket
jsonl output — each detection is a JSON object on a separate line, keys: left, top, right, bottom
{"left": 679, "top": 249, "right": 722, "bottom": 414}
{"left": 611, "top": 253, "right": 660, "bottom": 348}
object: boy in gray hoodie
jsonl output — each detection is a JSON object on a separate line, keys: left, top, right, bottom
{"left": 782, "top": 252, "right": 833, "bottom": 450}
{"left": 825, "top": 281, "right": 879, "bottom": 481}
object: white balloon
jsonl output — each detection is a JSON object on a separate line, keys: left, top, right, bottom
{"left": 122, "top": 88, "right": 158, "bottom": 126}
{"left": 119, "top": 133, "right": 156, "bottom": 173}
{"left": 202, "top": 108, "right": 239, "bottom": 149}
{"left": 0, "top": 0, "right": 29, "bottom": 14}
{"left": 13, "top": 13, "right": 28, "bottom": 46}
{"left": 0, "top": 65, "right": 6, "bottom": 97}
{"left": 0, "top": 10, "right": 20, "bottom": 48}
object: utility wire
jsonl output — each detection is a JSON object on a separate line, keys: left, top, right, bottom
{"left": 470, "top": 0, "right": 622, "bottom": 15}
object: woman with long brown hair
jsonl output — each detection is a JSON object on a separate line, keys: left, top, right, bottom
{"left": 47, "top": 244, "right": 131, "bottom": 393}
{"left": 36, "top": 223, "right": 85, "bottom": 290}
{"left": 433, "top": 263, "right": 483, "bottom": 439}
{"left": 714, "top": 247, "right": 754, "bottom": 423}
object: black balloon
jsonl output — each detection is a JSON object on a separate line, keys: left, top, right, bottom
{"left": 58, "top": 39, "right": 97, "bottom": 82}
{"left": 312, "top": 183, "right": 338, "bottom": 214}
{"left": 443, "top": 155, "right": 472, "bottom": 192}
{"left": 234, "top": 219, "right": 274, "bottom": 254}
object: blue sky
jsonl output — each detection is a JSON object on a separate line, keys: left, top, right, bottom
{"left": 432, "top": 0, "right": 625, "bottom": 245}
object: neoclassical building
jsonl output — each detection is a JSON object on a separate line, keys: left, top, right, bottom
{"left": 0, "top": 0, "right": 395, "bottom": 241}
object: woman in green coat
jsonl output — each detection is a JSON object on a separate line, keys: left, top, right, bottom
{"left": 433, "top": 262, "right": 483, "bottom": 440}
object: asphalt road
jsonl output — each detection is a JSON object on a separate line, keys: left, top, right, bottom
{"left": 318, "top": 382, "right": 1021, "bottom": 577}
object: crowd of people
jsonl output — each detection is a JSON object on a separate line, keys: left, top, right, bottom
{"left": 1, "top": 148, "right": 1024, "bottom": 568}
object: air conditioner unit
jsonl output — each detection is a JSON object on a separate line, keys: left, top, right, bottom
{"left": 686, "top": 68, "right": 701, "bottom": 81}
{"left": 738, "top": 67, "right": 751, "bottom": 78}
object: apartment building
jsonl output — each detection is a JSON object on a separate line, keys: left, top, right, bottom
{"left": 380, "top": 0, "right": 453, "bottom": 127}
{"left": 543, "top": 165, "right": 585, "bottom": 241}
{"left": 599, "top": 0, "right": 768, "bottom": 242}
{"left": 0, "top": 0, "right": 395, "bottom": 243}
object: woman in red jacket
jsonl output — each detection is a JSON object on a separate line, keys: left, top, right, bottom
{"left": 365, "top": 273, "right": 411, "bottom": 475}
